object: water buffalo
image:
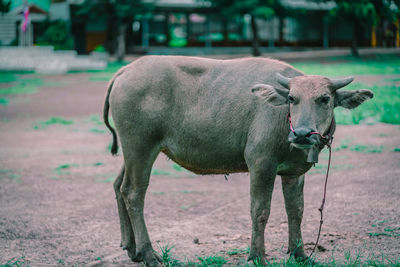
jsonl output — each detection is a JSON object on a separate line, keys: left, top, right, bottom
{"left": 103, "top": 56, "right": 373, "bottom": 266}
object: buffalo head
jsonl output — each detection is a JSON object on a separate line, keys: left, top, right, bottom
{"left": 251, "top": 73, "right": 374, "bottom": 150}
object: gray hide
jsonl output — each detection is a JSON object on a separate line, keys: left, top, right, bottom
{"left": 103, "top": 56, "right": 373, "bottom": 266}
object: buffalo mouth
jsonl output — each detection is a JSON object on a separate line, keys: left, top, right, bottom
{"left": 288, "top": 132, "right": 319, "bottom": 150}
{"left": 289, "top": 142, "right": 315, "bottom": 150}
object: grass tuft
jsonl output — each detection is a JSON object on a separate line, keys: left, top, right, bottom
{"left": 158, "top": 244, "right": 183, "bottom": 266}
{"left": 0, "top": 256, "right": 26, "bottom": 267}
{"left": 0, "top": 72, "right": 18, "bottom": 83}
{"left": 89, "top": 127, "right": 107, "bottom": 134}
{"left": 292, "top": 55, "right": 400, "bottom": 76}
{"left": 198, "top": 255, "right": 227, "bottom": 266}
{"left": 148, "top": 244, "right": 400, "bottom": 266}
{"left": 0, "top": 169, "right": 22, "bottom": 183}
{"left": 0, "top": 84, "right": 38, "bottom": 95}
{"left": 151, "top": 168, "right": 173, "bottom": 176}
{"left": 55, "top": 163, "right": 79, "bottom": 171}
{"left": 33, "top": 117, "right": 74, "bottom": 130}
{"left": 349, "top": 144, "right": 384, "bottom": 153}
{"left": 226, "top": 248, "right": 250, "bottom": 256}
{"left": 95, "top": 173, "right": 117, "bottom": 183}
{"left": 87, "top": 61, "right": 129, "bottom": 82}
{"left": 0, "top": 98, "right": 9, "bottom": 105}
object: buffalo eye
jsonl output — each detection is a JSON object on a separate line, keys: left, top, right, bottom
{"left": 288, "top": 95, "right": 295, "bottom": 104}
{"left": 317, "top": 95, "right": 331, "bottom": 105}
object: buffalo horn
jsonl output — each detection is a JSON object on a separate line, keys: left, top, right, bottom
{"left": 330, "top": 76, "right": 354, "bottom": 91}
{"left": 276, "top": 73, "right": 292, "bottom": 89}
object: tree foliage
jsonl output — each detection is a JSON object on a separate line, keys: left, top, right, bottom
{"left": 36, "top": 20, "right": 74, "bottom": 50}
{"left": 0, "top": 0, "right": 11, "bottom": 14}
{"left": 315, "top": 0, "right": 400, "bottom": 56}
{"left": 210, "top": 0, "right": 287, "bottom": 20}
{"left": 209, "top": 0, "right": 286, "bottom": 56}
{"left": 316, "top": 0, "right": 399, "bottom": 25}
{"left": 77, "top": 0, "right": 153, "bottom": 23}
{"left": 76, "top": 0, "right": 154, "bottom": 59}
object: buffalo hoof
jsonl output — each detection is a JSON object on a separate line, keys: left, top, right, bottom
{"left": 134, "top": 249, "right": 162, "bottom": 267}
{"left": 123, "top": 246, "right": 142, "bottom": 263}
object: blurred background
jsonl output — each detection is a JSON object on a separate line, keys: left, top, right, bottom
{"left": 0, "top": 0, "right": 399, "bottom": 63}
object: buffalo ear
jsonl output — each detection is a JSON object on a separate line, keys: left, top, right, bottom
{"left": 251, "top": 84, "right": 289, "bottom": 106}
{"left": 335, "top": 89, "right": 374, "bottom": 109}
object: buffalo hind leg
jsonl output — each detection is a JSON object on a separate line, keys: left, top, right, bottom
{"left": 120, "top": 147, "right": 161, "bottom": 267}
{"left": 113, "top": 164, "right": 138, "bottom": 261}
{"left": 281, "top": 175, "right": 308, "bottom": 260}
{"left": 247, "top": 161, "right": 277, "bottom": 264}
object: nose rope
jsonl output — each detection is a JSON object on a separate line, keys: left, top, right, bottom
{"left": 286, "top": 113, "right": 333, "bottom": 259}
{"left": 286, "top": 114, "right": 330, "bottom": 141}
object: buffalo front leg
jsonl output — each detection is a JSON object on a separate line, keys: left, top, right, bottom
{"left": 281, "top": 175, "right": 307, "bottom": 260}
{"left": 113, "top": 164, "right": 136, "bottom": 260}
{"left": 247, "top": 163, "right": 277, "bottom": 263}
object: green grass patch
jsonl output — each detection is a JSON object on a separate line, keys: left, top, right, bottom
{"left": 384, "top": 77, "right": 400, "bottom": 82}
{"left": 369, "top": 220, "right": 400, "bottom": 237}
{"left": 1, "top": 255, "right": 26, "bottom": 267}
{"left": 34, "top": 117, "right": 74, "bottom": 129}
{"left": 0, "top": 72, "right": 18, "bottom": 83}
{"left": 0, "top": 169, "right": 22, "bottom": 183}
{"left": 158, "top": 244, "right": 183, "bottom": 266}
{"left": 0, "top": 98, "right": 9, "bottom": 106}
{"left": 333, "top": 138, "right": 353, "bottom": 151}
{"left": 180, "top": 190, "right": 194, "bottom": 194}
{"left": 333, "top": 82, "right": 400, "bottom": 125}
{"left": 151, "top": 168, "right": 173, "bottom": 176}
{"left": 156, "top": 244, "right": 400, "bottom": 266}
{"left": 350, "top": 144, "right": 384, "bottom": 153}
{"left": 95, "top": 173, "right": 117, "bottom": 183}
{"left": 55, "top": 163, "right": 79, "bottom": 169}
{"left": 393, "top": 148, "right": 400, "bottom": 152}
{"left": 86, "top": 61, "right": 128, "bottom": 82}
{"left": 309, "top": 163, "right": 354, "bottom": 174}
{"left": 151, "top": 191, "right": 166, "bottom": 195}
{"left": 292, "top": 55, "right": 400, "bottom": 76}
{"left": 371, "top": 219, "right": 388, "bottom": 227}
{"left": 0, "top": 84, "right": 38, "bottom": 95}
{"left": 53, "top": 163, "right": 79, "bottom": 177}
{"left": 53, "top": 162, "right": 105, "bottom": 179}
{"left": 226, "top": 248, "right": 250, "bottom": 256}
{"left": 172, "top": 163, "right": 184, "bottom": 172}
{"left": 85, "top": 114, "right": 104, "bottom": 126}
{"left": 89, "top": 73, "right": 113, "bottom": 82}
{"left": 373, "top": 133, "right": 389, "bottom": 137}
{"left": 89, "top": 127, "right": 107, "bottom": 134}
{"left": 197, "top": 255, "right": 227, "bottom": 266}
{"left": 86, "top": 61, "right": 128, "bottom": 74}
{"left": 0, "top": 76, "right": 44, "bottom": 95}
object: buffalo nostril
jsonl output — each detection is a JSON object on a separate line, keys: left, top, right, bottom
{"left": 294, "top": 128, "right": 312, "bottom": 138}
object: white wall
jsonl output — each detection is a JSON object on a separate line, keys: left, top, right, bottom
{"left": 0, "top": 14, "right": 17, "bottom": 45}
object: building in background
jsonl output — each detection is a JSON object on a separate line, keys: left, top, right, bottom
{"left": 0, "top": 0, "right": 399, "bottom": 54}
{"left": 0, "top": 0, "right": 84, "bottom": 47}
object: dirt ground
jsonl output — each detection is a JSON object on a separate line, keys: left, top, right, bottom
{"left": 0, "top": 69, "right": 399, "bottom": 266}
